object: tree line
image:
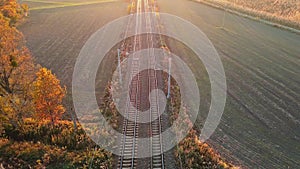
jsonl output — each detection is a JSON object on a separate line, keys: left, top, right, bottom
{"left": 0, "top": 0, "right": 66, "bottom": 134}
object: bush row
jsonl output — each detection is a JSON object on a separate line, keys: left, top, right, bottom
{"left": 0, "top": 138, "right": 112, "bottom": 168}
{"left": 2, "top": 119, "right": 94, "bottom": 150}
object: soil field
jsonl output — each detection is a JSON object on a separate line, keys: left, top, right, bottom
{"left": 158, "top": 0, "right": 300, "bottom": 168}
{"left": 20, "top": 0, "right": 127, "bottom": 87}
{"left": 19, "top": 0, "right": 128, "bottom": 118}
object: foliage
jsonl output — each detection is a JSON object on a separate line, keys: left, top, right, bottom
{"left": 69, "top": 147, "right": 112, "bottom": 169}
{"left": 127, "top": 2, "right": 135, "bottom": 14}
{"left": 99, "top": 83, "right": 119, "bottom": 129}
{"left": 32, "top": 68, "right": 66, "bottom": 126}
{"left": 0, "top": 0, "right": 28, "bottom": 25}
{"left": 0, "top": 3, "right": 67, "bottom": 137}
{"left": 0, "top": 138, "right": 112, "bottom": 168}
{"left": 0, "top": 119, "right": 113, "bottom": 168}
{"left": 175, "top": 130, "right": 237, "bottom": 169}
{"left": 0, "top": 12, "right": 35, "bottom": 133}
{"left": 2, "top": 119, "right": 94, "bottom": 150}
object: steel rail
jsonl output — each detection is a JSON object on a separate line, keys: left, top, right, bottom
{"left": 144, "top": 0, "right": 165, "bottom": 168}
{"left": 119, "top": 0, "right": 142, "bottom": 168}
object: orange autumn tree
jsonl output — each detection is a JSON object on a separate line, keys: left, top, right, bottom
{"left": 0, "top": 13, "right": 35, "bottom": 131}
{"left": 32, "top": 68, "right": 66, "bottom": 126}
{"left": 0, "top": 0, "right": 28, "bottom": 25}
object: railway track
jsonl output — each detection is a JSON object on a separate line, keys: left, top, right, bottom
{"left": 118, "top": 0, "right": 165, "bottom": 169}
{"left": 118, "top": 56, "right": 140, "bottom": 169}
{"left": 118, "top": 0, "right": 141, "bottom": 168}
{"left": 145, "top": 0, "right": 165, "bottom": 168}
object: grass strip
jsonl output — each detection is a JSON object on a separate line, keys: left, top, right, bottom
{"left": 29, "top": 0, "right": 119, "bottom": 11}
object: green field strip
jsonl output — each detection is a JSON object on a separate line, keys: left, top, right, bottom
{"left": 29, "top": 0, "right": 118, "bottom": 10}
{"left": 23, "top": 0, "right": 73, "bottom": 5}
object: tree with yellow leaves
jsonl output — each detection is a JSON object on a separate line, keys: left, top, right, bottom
{"left": 32, "top": 68, "right": 66, "bottom": 126}
{"left": 0, "top": 13, "right": 35, "bottom": 131}
{"left": 0, "top": 0, "right": 28, "bottom": 25}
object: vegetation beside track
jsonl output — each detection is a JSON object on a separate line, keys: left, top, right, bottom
{"left": 165, "top": 68, "right": 237, "bottom": 169}
{"left": 0, "top": 119, "right": 112, "bottom": 168}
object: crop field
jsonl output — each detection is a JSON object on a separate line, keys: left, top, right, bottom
{"left": 202, "top": 0, "right": 300, "bottom": 23}
{"left": 18, "top": 0, "right": 300, "bottom": 168}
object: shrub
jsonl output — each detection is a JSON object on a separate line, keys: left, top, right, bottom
{"left": 0, "top": 138, "right": 112, "bottom": 168}
{"left": 175, "top": 131, "right": 236, "bottom": 169}
{"left": 3, "top": 119, "right": 95, "bottom": 150}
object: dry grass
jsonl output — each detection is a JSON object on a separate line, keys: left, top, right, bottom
{"left": 198, "top": 0, "right": 300, "bottom": 29}
{"left": 226, "top": 0, "right": 300, "bottom": 21}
